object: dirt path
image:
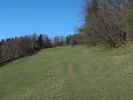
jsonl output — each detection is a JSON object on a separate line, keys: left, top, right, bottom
{"left": 80, "top": 63, "right": 97, "bottom": 75}
{"left": 68, "top": 64, "right": 77, "bottom": 80}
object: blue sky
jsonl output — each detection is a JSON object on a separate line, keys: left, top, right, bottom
{"left": 0, "top": 0, "right": 83, "bottom": 39}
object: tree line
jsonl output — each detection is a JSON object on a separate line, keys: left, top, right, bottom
{"left": 78, "top": 0, "right": 133, "bottom": 48}
{"left": 0, "top": 34, "right": 80, "bottom": 65}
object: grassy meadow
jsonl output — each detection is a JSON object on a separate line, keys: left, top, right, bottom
{"left": 0, "top": 45, "right": 133, "bottom": 100}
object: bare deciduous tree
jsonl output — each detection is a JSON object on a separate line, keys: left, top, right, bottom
{"left": 80, "top": 0, "right": 128, "bottom": 47}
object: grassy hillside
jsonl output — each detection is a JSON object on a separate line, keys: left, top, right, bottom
{"left": 0, "top": 45, "right": 133, "bottom": 100}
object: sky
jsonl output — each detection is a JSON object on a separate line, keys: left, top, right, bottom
{"left": 0, "top": 0, "right": 83, "bottom": 39}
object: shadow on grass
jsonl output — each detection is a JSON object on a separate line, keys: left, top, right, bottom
{"left": 0, "top": 52, "right": 39, "bottom": 68}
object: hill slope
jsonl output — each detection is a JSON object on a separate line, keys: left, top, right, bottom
{"left": 0, "top": 46, "right": 133, "bottom": 100}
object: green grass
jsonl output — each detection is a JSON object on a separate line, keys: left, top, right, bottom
{"left": 0, "top": 45, "right": 133, "bottom": 100}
